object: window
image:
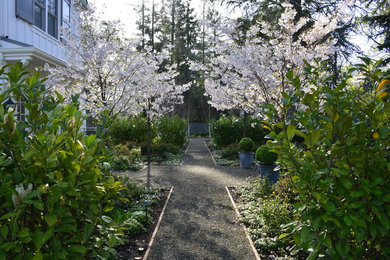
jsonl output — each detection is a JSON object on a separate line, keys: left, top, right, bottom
{"left": 62, "top": 0, "right": 71, "bottom": 29}
{"left": 34, "top": 0, "right": 45, "bottom": 30}
{"left": 47, "top": 0, "right": 58, "bottom": 37}
{"left": 16, "top": 0, "right": 69, "bottom": 40}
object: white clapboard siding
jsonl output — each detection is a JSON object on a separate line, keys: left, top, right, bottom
{"left": 0, "top": 0, "right": 67, "bottom": 63}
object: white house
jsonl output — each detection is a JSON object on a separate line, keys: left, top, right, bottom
{"left": 0, "top": 0, "right": 89, "bottom": 131}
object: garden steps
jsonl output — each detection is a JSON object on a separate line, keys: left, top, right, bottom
{"left": 127, "top": 138, "right": 259, "bottom": 259}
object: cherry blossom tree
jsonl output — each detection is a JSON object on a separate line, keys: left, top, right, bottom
{"left": 45, "top": 3, "right": 183, "bottom": 119}
{"left": 196, "top": 1, "right": 352, "bottom": 121}
{"left": 45, "top": 2, "right": 188, "bottom": 189}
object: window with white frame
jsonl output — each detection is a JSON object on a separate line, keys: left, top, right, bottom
{"left": 62, "top": 0, "right": 71, "bottom": 29}
{"left": 16, "top": 0, "right": 71, "bottom": 39}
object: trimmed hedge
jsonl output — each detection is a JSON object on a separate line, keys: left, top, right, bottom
{"left": 210, "top": 115, "right": 267, "bottom": 148}
{"left": 108, "top": 115, "right": 187, "bottom": 148}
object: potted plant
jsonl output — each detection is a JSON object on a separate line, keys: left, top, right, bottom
{"left": 238, "top": 137, "right": 255, "bottom": 168}
{"left": 255, "top": 144, "right": 279, "bottom": 183}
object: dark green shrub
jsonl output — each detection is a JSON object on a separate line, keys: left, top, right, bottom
{"left": 255, "top": 145, "right": 278, "bottom": 165}
{"left": 246, "top": 117, "right": 267, "bottom": 145}
{"left": 0, "top": 63, "right": 127, "bottom": 259}
{"left": 210, "top": 116, "right": 242, "bottom": 147}
{"left": 157, "top": 115, "right": 187, "bottom": 148}
{"left": 108, "top": 116, "right": 156, "bottom": 144}
{"left": 210, "top": 116, "right": 266, "bottom": 148}
{"left": 264, "top": 60, "right": 390, "bottom": 259}
{"left": 140, "top": 143, "right": 180, "bottom": 159}
{"left": 238, "top": 137, "right": 255, "bottom": 152}
{"left": 220, "top": 145, "right": 239, "bottom": 160}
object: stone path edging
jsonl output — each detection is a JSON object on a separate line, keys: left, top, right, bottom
{"left": 226, "top": 187, "right": 261, "bottom": 260}
{"left": 143, "top": 187, "right": 174, "bottom": 260}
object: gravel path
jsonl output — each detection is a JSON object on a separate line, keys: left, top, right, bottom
{"left": 122, "top": 138, "right": 259, "bottom": 260}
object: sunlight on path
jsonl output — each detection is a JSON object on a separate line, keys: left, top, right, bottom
{"left": 125, "top": 138, "right": 259, "bottom": 259}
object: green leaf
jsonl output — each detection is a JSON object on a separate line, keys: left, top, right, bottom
{"left": 343, "top": 215, "right": 352, "bottom": 226}
{"left": 312, "top": 192, "right": 321, "bottom": 201}
{"left": 0, "top": 225, "right": 8, "bottom": 239}
{"left": 32, "top": 230, "right": 43, "bottom": 250}
{"left": 82, "top": 223, "right": 95, "bottom": 243}
{"left": 369, "top": 223, "right": 377, "bottom": 238}
{"left": 17, "top": 227, "right": 29, "bottom": 238}
{"left": 322, "top": 201, "right": 336, "bottom": 212}
{"left": 89, "top": 204, "right": 99, "bottom": 215}
{"left": 25, "top": 190, "right": 40, "bottom": 199}
{"left": 307, "top": 247, "right": 320, "bottom": 260}
{"left": 383, "top": 193, "right": 390, "bottom": 202}
{"left": 300, "top": 225, "right": 310, "bottom": 243}
{"left": 42, "top": 227, "right": 54, "bottom": 245}
{"left": 278, "top": 233, "right": 290, "bottom": 240}
{"left": 31, "top": 252, "right": 43, "bottom": 260}
{"left": 103, "top": 205, "right": 114, "bottom": 212}
{"left": 340, "top": 177, "right": 352, "bottom": 189}
{"left": 68, "top": 245, "right": 87, "bottom": 254}
{"left": 286, "top": 125, "right": 296, "bottom": 141}
{"left": 44, "top": 214, "right": 57, "bottom": 227}
{"left": 56, "top": 224, "right": 76, "bottom": 233}
{"left": 286, "top": 70, "right": 294, "bottom": 81}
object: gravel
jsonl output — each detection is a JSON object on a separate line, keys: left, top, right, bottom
{"left": 122, "top": 138, "right": 259, "bottom": 260}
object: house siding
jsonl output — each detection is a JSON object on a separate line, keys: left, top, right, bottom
{"left": 1, "top": 0, "right": 66, "bottom": 63}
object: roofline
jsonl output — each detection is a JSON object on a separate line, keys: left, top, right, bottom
{"left": 0, "top": 47, "right": 66, "bottom": 67}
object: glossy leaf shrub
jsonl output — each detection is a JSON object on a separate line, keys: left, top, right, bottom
{"left": 0, "top": 63, "right": 128, "bottom": 259}
{"left": 263, "top": 59, "right": 390, "bottom": 259}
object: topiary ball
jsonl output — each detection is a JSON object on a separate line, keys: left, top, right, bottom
{"left": 239, "top": 137, "right": 255, "bottom": 153}
{"left": 255, "top": 145, "right": 278, "bottom": 165}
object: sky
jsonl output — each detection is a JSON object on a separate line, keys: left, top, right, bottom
{"left": 89, "top": 0, "right": 379, "bottom": 60}
{"left": 90, "top": 0, "right": 233, "bottom": 37}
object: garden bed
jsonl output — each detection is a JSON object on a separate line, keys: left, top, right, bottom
{"left": 226, "top": 182, "right": 306, "bottom": 260}
{"left": 116, "top": 187, "right": 173, "bottom": 259}
{"left": 205, "top": 139, "right": 241, "bottom": 167}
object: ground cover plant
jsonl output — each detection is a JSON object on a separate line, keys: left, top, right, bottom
{"left": 236, "top": 177, "right": 302, "bottom": 258}
{"left": 0, "top": 63, "right": 163, "bottom": 259}
{"left": 263, "top": 59, "right": 390, "bottom": 259}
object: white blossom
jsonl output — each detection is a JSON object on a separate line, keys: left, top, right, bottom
{"left": 194, "top": 0, "right": 348, "bottom": 116}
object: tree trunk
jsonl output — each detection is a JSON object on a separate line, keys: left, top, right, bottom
{"left": 142, "top": 0, "right": 145, "bottom": 49}
{"left": 147, "top": 112, "right": 151, "bottom": 190}
{"left": 171, "top": 0, "right": 175, "bottom": 46}
{"left": 151, "top": 0, "right": 155, "bottom": 50}
{"left": 243, "top": 111, "right": 247, "bottom": 138}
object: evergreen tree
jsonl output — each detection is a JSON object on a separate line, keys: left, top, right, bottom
{"left": 360, "top": 0, "right": 390, "bottom": 62}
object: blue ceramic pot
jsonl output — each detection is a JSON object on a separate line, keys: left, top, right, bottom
{"left": 256, "top": 163, "right": 279, "bottom": 184}
{"left": 239, "top": 152, "right": 254, "bottom": 169}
